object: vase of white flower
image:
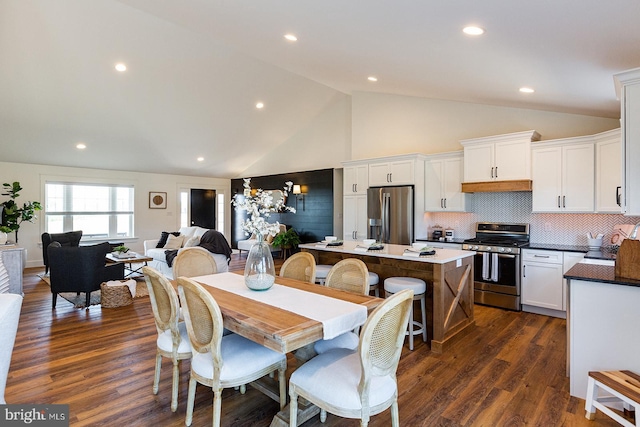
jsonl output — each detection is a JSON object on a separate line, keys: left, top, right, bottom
{"left": 232, "top": 178, "right": 295, "bottom": 291}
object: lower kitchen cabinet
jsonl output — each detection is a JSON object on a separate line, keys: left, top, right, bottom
{"left": 522, "top": 249, "right": 564, "bottom": 314}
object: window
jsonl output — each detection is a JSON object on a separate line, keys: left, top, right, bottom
{"left": 44, "top": 182, "right": 134, "bottom": 239}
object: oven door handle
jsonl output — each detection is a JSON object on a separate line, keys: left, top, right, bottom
{"left": 497, "top": 254, "right": 516, "bottom": 259}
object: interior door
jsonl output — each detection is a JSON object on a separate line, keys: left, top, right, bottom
{"left": 190, "top": 189, "right": 216, "bottom": 229}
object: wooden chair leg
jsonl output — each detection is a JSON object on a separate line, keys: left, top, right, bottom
{"left": 171, "top": 360, "right": 179, "bottom": 412}
{"left": 153, "top": 353, "right": 161, "bottom": 394}
{"left": 185, "top": 377, "right": 197, "bottom": 427}
{"left": 289, "top": 389, "right": 299, "bottom": 427}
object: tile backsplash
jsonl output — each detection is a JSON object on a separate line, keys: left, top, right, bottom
{"left": 424, "top": 192, "right": 640, "bottom": 247}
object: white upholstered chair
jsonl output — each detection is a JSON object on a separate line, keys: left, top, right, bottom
{"left": 173, "top": 246, "right": 218, "bottom": 278}
{"left": 279, "top": 251, "right": 316, "bottom": 284}
{"left": 314, "top": 259, "right": 369, "bottom": 354}
{"left": 289, "top": 289, "right": 414, "bottom": 426}
{"left": 143, "top": 266, "right": 192, "bottom": 412}
{"left": 177, "top": 277, "right": 287, "bottom": 427}
{"left": 0, "top": 293, "right": 22, "bottom": 404}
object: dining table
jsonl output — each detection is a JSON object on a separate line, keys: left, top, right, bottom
{"left": 184, "top": 271, "right": 384, "bottom": 426}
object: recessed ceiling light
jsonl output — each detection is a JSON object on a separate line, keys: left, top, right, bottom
{"left": 76, "top": 143, "right": 86, "bottom": 150}
{"left": 197, "top": 157, "right": 204, "bottom": 162}
{"left": 115, "top": 63, "right": 127, "bottom": 72}
{"left": 463, "top": 26, "right": 485, "bottom": 36}
{"left": 256, "top": 102, "right": 264, "bottom": 109}
{"left": 519, "top": 87, "right": 535, "bottom": 93}
{"left": 368, "top": 76, "right": 378, "bottom": 82}
{"left": 284, "top": 34, "right": 297, "bottom": 42}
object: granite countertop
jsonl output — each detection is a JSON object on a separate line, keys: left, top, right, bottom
{"left": 525, "top": 243, "right": 617, "bottom": 261}
{"left": 415, "top": 237, "right": 466, "bottom": 244}
{"left": 564, "top": 263, "right": 640, "bottom": 288}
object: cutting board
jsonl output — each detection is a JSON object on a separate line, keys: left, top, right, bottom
{"left": 615, "top": 239, "right": 640, "bottom": 280}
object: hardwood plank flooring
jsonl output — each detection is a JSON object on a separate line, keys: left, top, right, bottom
{"left": 5, "top": 254, "right": 623, "bottom": 426}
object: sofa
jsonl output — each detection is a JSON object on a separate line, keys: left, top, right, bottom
{"left": 144, "top": 226, "right": 230, "bottom": 279}
{"left": 237, "top": 224, "right": 287, "bottom": 256}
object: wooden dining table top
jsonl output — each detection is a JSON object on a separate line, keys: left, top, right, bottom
{"left": 182, "top": 272, "right": 383, "bottom": 354}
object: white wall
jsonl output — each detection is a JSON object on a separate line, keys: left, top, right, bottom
{"left": 0, "top": 161, "right": 230, "bottom": 268}
{"left": 351, "top": 92, "right": 620, "bottom": 160}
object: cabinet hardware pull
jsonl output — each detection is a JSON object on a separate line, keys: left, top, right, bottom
{"left": 534, "top": 255, "right": 550, "bottom": 258}
{"left": 491, "top": 167, "right": 494, "bottom": 178}
{"left": 523, "top": 265, "right": 526, "bottom": 277}
{"left": 495, "top": 167, "right": 498, "bottom": 178}
{"left": 558, "top": 196, "right": 561, "bottom": 208}
{"left": 444, "top": 198, "right": 447, "bottom": 209}
{"left": 440, "top": 198, "right": 443, "bottom": 208}
{"left": 616, "top": 186, "right": 621, "bottom": 207}
{"left": 563, "top": 195, "right": 566, "bottom": 208}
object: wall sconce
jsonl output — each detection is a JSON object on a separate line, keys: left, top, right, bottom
{"left": 292, "top": 184, "right": 305, "bottom": 211}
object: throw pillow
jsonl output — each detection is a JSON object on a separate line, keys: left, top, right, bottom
{"left": 184, "top": 236, "right": 200, "bottom": 248}
{"left": 156, "top": 231, "right": 180, "bottom": 248}
{"left": 163, "top": 234, "right": 185, "bottom": 250}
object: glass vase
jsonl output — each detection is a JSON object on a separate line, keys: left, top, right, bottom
{"left": 244, "top": 239, "right": 275, "bottom": 291}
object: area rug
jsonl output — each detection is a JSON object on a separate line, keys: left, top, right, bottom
{"left": 38, "top": 274, "right": 149, "bottom": 309}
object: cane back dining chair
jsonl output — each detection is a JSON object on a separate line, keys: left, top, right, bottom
{"left": 279, "top": 251, "right": 316, "bottom": 284}
{"left": 173, "top": 246, "right": 218, "bottom": 278}
{"left": 176, "top": 277, "right": 287, "bottom": 427}
{"left": 142, "top": 266, "right": 192, "bottom": 412}
{"left": 289, "top": 289, "right": 414, "bottom": 427}
{"left": 314, "top": 258, "right": 370, "bottom": 354}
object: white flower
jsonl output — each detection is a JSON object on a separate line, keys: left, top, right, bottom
{"left": 232, "top": 178, "right": 295, "bottom": 239}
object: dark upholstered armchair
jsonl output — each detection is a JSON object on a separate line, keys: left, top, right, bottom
{"left": 48, "top": 242, "right": 124, "bottom": 309}
{"left": 41, "top": 231, "right": 83, "bottom": 274}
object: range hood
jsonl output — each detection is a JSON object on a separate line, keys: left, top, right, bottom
{"left": 461, "top": 180, "right": 532, "bottom": 193}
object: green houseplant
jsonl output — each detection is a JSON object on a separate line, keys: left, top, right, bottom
{"left": 272, "top": 228, "right": 301, "bottom": 250}
{"left": 1, "top": 181, "right": 42, "bottom": 243}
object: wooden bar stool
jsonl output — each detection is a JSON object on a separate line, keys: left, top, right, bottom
{"left": 314, "top": 265, "right": 331, "bottom": 285}
{"left": 384, "top": 276, "right": 427, "bottom": 350}
{"left": 585, "top": 370, "right": 640, "bottom": 427}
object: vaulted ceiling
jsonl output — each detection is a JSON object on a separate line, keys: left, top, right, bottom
{"left": 1, "top": 0, "right": 639, "bottom": 178}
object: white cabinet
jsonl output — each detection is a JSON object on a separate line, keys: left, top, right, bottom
{"left": 614, "top": 68, "right": 640, "bottom": 216}
{"left": 343, "top": 164, "right": 368, "bottom": 195}
{"left": 424, "top": 152, "right": 466, "bottom": 212}
{"left": 343, "top": 195, "right": 367, "bottom": 241}
{"left": 532, "top": 138, "right": 595, "bottom": 212}
{"left": 461, "top": 130, "right": 540, "bottom": 182}
{"left": 521, "top": 249, "right": 564, "bottom": 312}
{"left": 595, "top": 128, "right": 622, "bottom": 213}
{"left": 368, "top": 158, "right": 414, "bottom": 186}
{"left": 562, "top": 251, "right": 585, "bottom": 311}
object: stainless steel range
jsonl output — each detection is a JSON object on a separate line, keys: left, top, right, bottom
{"left": 462, "top": 222, "right": 530, "bottom": 311}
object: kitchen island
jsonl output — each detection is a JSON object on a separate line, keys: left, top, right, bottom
{"left": 299, "top": 241, "right": 476, "bottom": 353}
{"left": 565, "top": 263, "right": 640, "bottom": 400}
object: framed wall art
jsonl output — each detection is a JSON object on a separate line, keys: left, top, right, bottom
{"left": 149, "top": 192, "right": 167, "bottom": 209}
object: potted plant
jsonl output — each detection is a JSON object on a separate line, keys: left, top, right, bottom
{"left": 272, "top": 228, "right": 301, "bottom": 250}
{"left": 1, "top": 181, "right": 42, "bottom": 243}
{"left": 0, "top": 225, "right": 11, "bottom": 245}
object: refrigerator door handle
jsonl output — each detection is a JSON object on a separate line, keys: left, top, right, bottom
{"left": 382, "top": 192, "right": 391, "bottom": 242}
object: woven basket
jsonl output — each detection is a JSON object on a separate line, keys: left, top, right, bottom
{"left": 101, "top": 282, "right": 134, "bottom": 308}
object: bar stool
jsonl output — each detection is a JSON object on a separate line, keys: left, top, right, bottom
{"left": 384, "top": 276, "right": 427, "bottom": 350}
{"left": 368, "top": 272, "right": 380, "bottom": 297}
{"left": 315, "top": 265, "right": 331, "bottom": 285}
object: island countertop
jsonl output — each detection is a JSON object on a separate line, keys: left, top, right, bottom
{"left": 298, "top": 241, "right": 475, "bottom": 264}
{"left": 564, "top": 263, "right": 640, "bottom": 288}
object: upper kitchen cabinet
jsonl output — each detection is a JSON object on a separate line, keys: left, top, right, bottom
{"left": 594, "top": 128, "right": 622, "bottom": 213}
{"left": 343, "top": 161, "right": 369, "bottom": 195}
{"left": 461, "top": 130, "right": 541, "bottom": 183}
{"left": 368, "top": 155, "right": 417, "bottom": 186}
{"left": 532, "top": 136, "right": 595, "bottom": 213}
{"left": 424, "top": 151, "right": 467, "bottom": 212}
{"left": 614, "top": 68, "right": 640, "bottom": 216}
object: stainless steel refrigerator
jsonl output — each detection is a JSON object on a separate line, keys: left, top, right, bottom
{"left": 367, "top": 186, "right": 414, "bottom": 245}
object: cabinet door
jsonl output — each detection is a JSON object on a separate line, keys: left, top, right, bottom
{"left": 596, "top": 138, "right": 622, "bottom": 213}
{"left": 494, "top": 139, "right": 531, "bottom": 181}
{"left": 562, "top": 252, "right": 585, "bottom": 311}
{"left": 442, "top": 157, "right": 465, "bottom": 211}
{"left": 368, "top": 163, "right": 391, "bottom": 186}
{"left": 388, "top": 160, "right": 414, "bottom": 185}
{"left": 521, "top": 261, "right": 564, "bottom": 310}
{"left": 532, "top": 146, "right": 563, "bottom": 212}
{"left": 344, "top": 165, "right": 369, "bottom": 195}
{"left": 562, "top": 143, "right": 594, "bottom": 212}
{"left": 463, "top": 144, "right": 494, "bottom": 182}
{"left": 424, "top": 159, "right": 444, "bottom": 211}
{"left": 343, "top": 195, "right": 367, "bottom": 241}
{"left": 623, "top": 83, "right": 640, "bottom": 215}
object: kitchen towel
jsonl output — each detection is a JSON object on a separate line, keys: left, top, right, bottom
{"left": 490, "top": 253, "right": 499, "bottom": 282}
{"left": 482, "top": 253, "right": 490, "bottom": 280}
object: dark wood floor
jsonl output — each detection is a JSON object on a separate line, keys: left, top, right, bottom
{"left": 6, "top": 254, "right": 621, "bottom": 426}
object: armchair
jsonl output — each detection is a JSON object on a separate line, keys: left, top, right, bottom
{"left": 48, "top": 242, "right": 124, "bottom": 309}
{"left": 41, "top": 230, "right": 82, "bottom": 274}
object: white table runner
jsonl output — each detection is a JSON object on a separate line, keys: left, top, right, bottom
{"left": 193, "top": 272, "right": 367, "bottom": 340}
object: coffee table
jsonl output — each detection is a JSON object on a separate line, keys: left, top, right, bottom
{"left": 105, "top": 252, "right": 154, "bottom": 278}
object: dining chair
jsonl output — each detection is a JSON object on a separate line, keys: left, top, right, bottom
{"left": 314, "top": 258, "right": 369, "bottom": 354}
{"left": 173, "top": 246, "right": 218, "bottom": 278}
{"left": 176, "top": 277, "right": 287, "bottom": 427}
{"left": 279, "top": 251, "right": 316, "bottom": 283}
{"left": 142, "top": 266, "right": 192, "bottom": 412}
{"left": 290, "top": 288, "right": 414, "bottom": 427}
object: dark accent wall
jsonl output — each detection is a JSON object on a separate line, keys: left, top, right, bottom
{"left": 231, "top": 169, "right": 336, "bottom": 248}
